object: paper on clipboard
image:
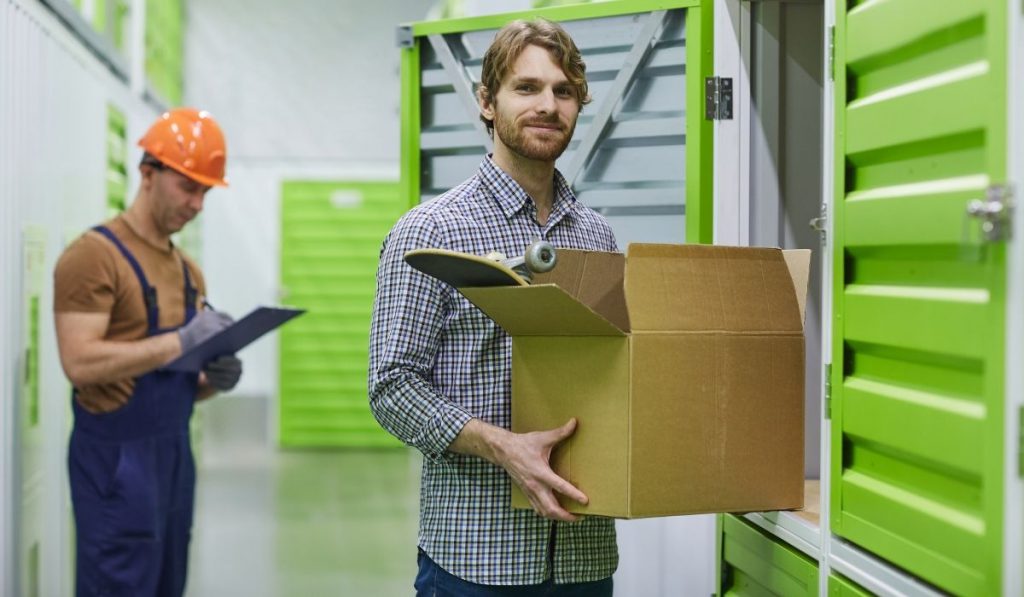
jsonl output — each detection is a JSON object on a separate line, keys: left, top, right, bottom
{"left": 163, "top": 306, "right": 305, "bottom": 372}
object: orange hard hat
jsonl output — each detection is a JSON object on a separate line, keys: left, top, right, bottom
{"left": 138, "top": 107, "right": 229, "bottom": 187}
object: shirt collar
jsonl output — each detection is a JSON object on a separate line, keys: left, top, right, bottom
{"left": 478, "top": 155, "right": 580, "bottom": 222}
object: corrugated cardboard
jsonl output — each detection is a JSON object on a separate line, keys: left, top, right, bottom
{"left": 460, "top": 243, "right": 810, "bottom": 519}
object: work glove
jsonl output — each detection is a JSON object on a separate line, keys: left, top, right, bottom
{"left": 177, "top": 310, "right": 234, "bottom": 353}
{"left": 203, "top": 355, "right": 243, "bottom": 392}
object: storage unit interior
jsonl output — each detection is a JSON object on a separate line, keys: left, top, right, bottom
{"left": 747, "top": 0, "right": 825, "bottom": 526}
{"left": 720, "top": 0, "right": 830, "bottom": 592}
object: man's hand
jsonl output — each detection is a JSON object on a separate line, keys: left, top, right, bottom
{"left": 496, "top": 419, "right": 587, "bottom": 522}
{"left": 202, "top": 355, "right": 242, "bottom": 392}
{"left": 178, "top": 310, "right": 234, "bottom": 353}
{"left": 451, "top": 418, "right": 586, "bottom": 522}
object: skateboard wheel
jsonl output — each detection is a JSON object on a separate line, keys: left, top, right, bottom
{"left": 523, "top": 241, "right": 557, "bottom": 273}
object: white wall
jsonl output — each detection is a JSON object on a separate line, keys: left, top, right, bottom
{"left": 187, "top": 0, "right": 434, "bottom": 162}
{"left": 187, "top": 0, "right": 433, "bottom": 406}
{"left": 1, "top": 1, "right": 161, "bottom": 594}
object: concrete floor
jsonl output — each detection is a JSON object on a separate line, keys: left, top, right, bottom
{"left": 186, "top": 396, "right": 420, "bottom": 597}
{"left": 183, "top": 395, "right": 717, "bottom": 596}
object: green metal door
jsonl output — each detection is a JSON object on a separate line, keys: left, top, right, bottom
{"left": 279, "top": 181, "right": 404, "bottom": 447}
{"left": 827, "top": 573, "right": 870, "bottom": 596}
{"left": 719, "top": 515, "right": 818, "bottom": 596}
{"left": 831, "top": 1, "right": 1009, "bottom": 595}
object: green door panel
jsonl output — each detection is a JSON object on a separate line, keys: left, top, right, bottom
{"left": 279, "top": 181, "right": 405, "bottom": 448}
{"left": 720, "top": 515, "right": 818, "bottom": 596}
{"left": 828, "top": 573, "right": 871, "bottom": 596}
{"left": 831, "top": 0, "right": 1007, "bottom": 595}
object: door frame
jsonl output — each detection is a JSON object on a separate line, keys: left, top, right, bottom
{"left": 400, "top": 0, "right": 715, "bottom": 244}
{"left": 1003, "top": 0, "right": 1024, "bottom": 593}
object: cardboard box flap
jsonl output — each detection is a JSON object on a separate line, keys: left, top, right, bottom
{"left": 460, "top": 285, "right": 627, "bottom": 336}
{"left": 624, "top": 244, "right": 805, "bottom": 333}
{"left": 782, "top": 249, "right": 811, "bottom": 324}
{"left": 533, "top": 249, "right": 630, "bottom": 332}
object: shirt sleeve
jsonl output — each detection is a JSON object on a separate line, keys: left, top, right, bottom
{"left": 598, "top": 214, "right": 620, "bottom": 252}
{"left": 53, "top": 232, "right": 117, "bottom": 314}
{"left": 367, "top": 210, "right": 474, "bottom": 461}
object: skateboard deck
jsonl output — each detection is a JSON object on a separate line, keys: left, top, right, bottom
{"left": 404, "top": 248, "right": 530, "bottom": 287}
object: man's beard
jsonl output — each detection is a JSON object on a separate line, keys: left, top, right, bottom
{"left": 493, "top": 111, "right": 575, "bottom": 162}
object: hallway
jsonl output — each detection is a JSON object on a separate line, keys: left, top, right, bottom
{"left": 186, "top": 396, "right": 420, "bottom": 596}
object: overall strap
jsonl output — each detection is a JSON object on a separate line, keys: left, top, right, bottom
{"left": 93, "top": 226, "right": 159, "bottom": 334}
{"left": 179, "top": 253, "right": 198, "bottom": 324}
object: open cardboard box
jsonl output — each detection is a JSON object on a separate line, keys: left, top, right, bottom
{"left": 460, "top": 243, "right": 810, "bottom": 519}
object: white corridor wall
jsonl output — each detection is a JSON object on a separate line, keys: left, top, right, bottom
{"left": 186, "top": 0, "right": 434, "bottom": 403}
{"left": 1, "top": 0, "right": 161, "bottom": 594}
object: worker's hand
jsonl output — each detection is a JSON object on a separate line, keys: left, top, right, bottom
{"left": 177, "top": 310, "right": 234, "bottom": 353}
{"left": 203, "top": 355, "right": 242, "bottom": 392}
{"left": 497, "top": 418, "right": 587, "bottom": 522}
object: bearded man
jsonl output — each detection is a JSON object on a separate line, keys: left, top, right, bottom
{"left": 368, "top": 18, "right": 619, "bottom": 597}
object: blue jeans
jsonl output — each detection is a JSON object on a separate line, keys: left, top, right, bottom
{"left": 414, "top": 550, "right": 613, "bottom": 596}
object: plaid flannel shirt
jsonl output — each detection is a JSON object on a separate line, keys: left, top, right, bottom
{"left": 368, "top": 156, "right": 620, "bottom": 585}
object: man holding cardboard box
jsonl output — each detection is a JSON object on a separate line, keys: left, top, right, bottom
{"left": 369, "top": 18, "right": 619, "bottom": 596}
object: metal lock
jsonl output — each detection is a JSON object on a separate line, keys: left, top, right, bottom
{"left": 966, "top": 184, "right": 1014, "bottom": 243}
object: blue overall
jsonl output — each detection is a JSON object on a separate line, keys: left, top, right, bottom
{"left": 68, "top": 226, "right": 200, "bottom": 597}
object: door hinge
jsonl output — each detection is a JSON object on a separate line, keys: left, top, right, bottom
{"left": 809, "top": 202, "right": 828, "bottom": 246}
{"left": 824, "top": 363, "right": 832, "bottom": 420}
{"left": 705, "top": 77, "right": 733, "bottom": 120}
{"left": 395, "top": 25, "right": 414, "bottom": 48}
{"left": 828, "top": 26, "right": 835, "bottom": 82}
{"left": 966, "top": 183, "right": 1015, "bottom": 243}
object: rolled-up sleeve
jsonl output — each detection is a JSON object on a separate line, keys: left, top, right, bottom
{"left": 367, "top": 211, "right": 473, "bottom": 460}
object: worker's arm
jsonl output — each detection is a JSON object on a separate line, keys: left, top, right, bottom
{"left": 197, "top": 377, "right": 218, "bottom": 400}
{"left": 55, "top": 309, "right": 234, "bottom": 387}
{"left": 449, "top": 418, "right": 588, "bottom": 522}
{"left": 55, "top": 311, "right": 181, "bottom": 386}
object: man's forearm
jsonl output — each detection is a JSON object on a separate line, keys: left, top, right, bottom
{"left": 62, "top": 332, "right": 181, "bottom": 386}
{"left": 448, "top": 418, "right": 510, "bottom": 464}
{"left": 449, "top": 417, "right": 588, "bottom": 521}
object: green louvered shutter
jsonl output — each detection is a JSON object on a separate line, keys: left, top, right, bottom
{"left": 719, "top": 515, "right": 818, "bottom": 596}
{"left": 827, "top": 573, "right": 871, "bottom": 596}
{"left": 106, "top": 104, "right": 127, "bottom": 216}
{"left": 830, "top": 1, "right": 1009, "bottom": 594}
{"left": 279, "top": 181, "right": 404, "bottom": 447}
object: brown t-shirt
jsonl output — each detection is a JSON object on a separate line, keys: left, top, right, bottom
{"left": 53, "top": 216, "right": 206, "bottom": 413}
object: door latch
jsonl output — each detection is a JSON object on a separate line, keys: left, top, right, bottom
{"left": 966, "top": 184, "right": 1014, "bottom": 242}
{"left": 809, "top": 202, "right": 828, "bottom": 245}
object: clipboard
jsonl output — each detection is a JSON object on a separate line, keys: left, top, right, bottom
{"left": 163, "top": 306, "right": 306, "bottom": 372}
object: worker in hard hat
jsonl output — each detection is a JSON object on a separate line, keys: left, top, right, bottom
{"left": 53, "top": 107, "right": 243, "bottom": 597}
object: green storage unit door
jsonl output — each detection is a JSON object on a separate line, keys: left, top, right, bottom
{"left": 720, "top": 515, "right": 818, "bottom": 596}
{"left": 279, "top": 181, "right": 404, "bottom": 447}
{"left": 145, "top": 0, "right": 183, "bottom": 104}
{"left": 831, "top": 1, "right": 1008, "bottom": 595}
{"left": 827, "top": 573, "right": 871, "bottom": 596}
